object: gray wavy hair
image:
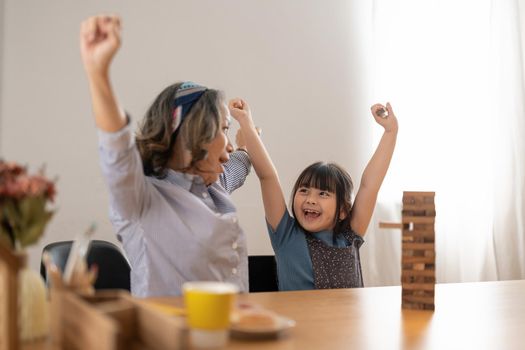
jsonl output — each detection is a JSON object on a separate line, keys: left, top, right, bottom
{"left": 136, "top": 82, "right": 224, "bottom": 178}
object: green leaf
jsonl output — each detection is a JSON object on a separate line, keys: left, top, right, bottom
{"left": 3, "top": 196, "right": 54, "bottom": 248}
{"left": 3, "top": 200, "right": 22, "bottom": 237}
{"left": 18, "top": 211, "right": 53, "bottom": 247}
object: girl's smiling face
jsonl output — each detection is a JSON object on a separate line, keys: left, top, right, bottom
{"left": 293, "top": 186, "right": 339, "bottom": 232}
{"left": 290, "top": 162, "right": 354, "bottom": 235}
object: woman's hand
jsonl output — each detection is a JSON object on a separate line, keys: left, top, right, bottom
{"left": 371, "top": 102, "right": 398, "bottom": 133}
{"left": 80, "top": 14, "right": 126, "bottom": 132}
{"left": 80, "top": 14, "right": 122, "bottom": 75}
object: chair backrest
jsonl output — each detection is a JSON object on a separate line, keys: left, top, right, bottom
{"left": 40, "top": 240, "right": 131, "bottom": 291}
{"left": 248, "top": 255, "right": 278, "bottom": 292}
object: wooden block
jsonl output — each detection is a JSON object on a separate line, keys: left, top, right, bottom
{"left": 402, "top": 216, "right": 435, "bottom": 224}
{"left": 413, "top": 263, "right": 426, "bottom": 270}
{"left": 403, "top": 191, "right": 435, "bottom": 198}
{"left": 403, "top": 302, "right": 435, "bottom": 310}
{"left": 403, "top": 263, "right": 435, "bottom": 271}
{"left": 60, "top": 291, "right": 118, "bottom": 350}
{"left": 402, "top": 269, "right": 435, "bottom": 277}
{"left": 403, "top": 250, "right": 414, "bottom": 257}
{"left": 402, "top": 192, "right": 435, "bottom": 206}
{"left": 403, "top": 210, "right": 437, "bottom": 218}
{"left": 403, "top": 243, "right": 435, "bottom": 251}
{"left": 402, "top": 203, "right": 436, "bottom": 211}
{"left": 403, "top": 229, "right": 435, "bottom": 238}
{"left": 133, "top": 299, "right": 188, "bottom": 350}
{"left": 402, "top": 302, "right": 426, "bottom": 310}
{"left": 423, "top": 196, "right": 435, "bottom": 204}
{"left": 403, "top": 252, "right": 428, "bottom": 259}
{"left": 402, "top": 249, "right": 432, "bottom": 257}
{"left": 402, "top": 289, "right": 434, "bottom": 298}
{"left": 95, "top": 300, "right": 137, "bottom": 347}
{"left": 403, "top": 237, "right": 433, "bottom": 245}
{"left": 409, "top": 224, "right": 435, "bottom": 232}
{"left": 402, "top": 287, "right": 435, "bottom": 310}
{"left": 378, "top": 222, "right": 404, "bottom": 229}
{"left": 424, "top": 250, "right": 435, "bottom": 257}
{"left": 402, "top": 283, "right": 435, "bottom": 291}
{"left": 402, "top": 295, "right": 435, "bottom": 305}
{"left": 403, "top": 195, "right": 433, "bottom": 204}
{"left": 402, "top": 255, "right": 435, "bottom": 264}
{"left": 401, "top": 276, "right": 436, "bottom": 284}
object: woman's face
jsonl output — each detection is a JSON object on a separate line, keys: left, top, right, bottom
{"left": 193, "top": 103, "right": 233, "bottom": 185}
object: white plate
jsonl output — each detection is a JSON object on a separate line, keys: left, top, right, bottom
{"left": 230, "top": 315, "right": 296, "bottom": 339}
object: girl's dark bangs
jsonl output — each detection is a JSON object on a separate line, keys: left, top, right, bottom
{"left": 298, "top": 164, "right": 338, "bottom": 193}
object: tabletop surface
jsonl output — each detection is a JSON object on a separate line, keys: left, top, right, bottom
{"left": 23, "top": 279, "right": 525, "bottom": 350}
{"left": 151, "top": 279, "right": 525, "bottom": 350}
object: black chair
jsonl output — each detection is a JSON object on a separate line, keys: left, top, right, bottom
{"left": 40, "top": 240, "right": 131, "bottom": 291}
{"left": 248, "top": 255, "right": 278, "bottom": 292}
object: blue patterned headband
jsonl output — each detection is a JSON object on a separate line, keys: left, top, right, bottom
{"left": 171, "top": 81, "right": 207, "bottom": 134}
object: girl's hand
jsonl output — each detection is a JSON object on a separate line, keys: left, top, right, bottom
{"left": 229, "top": 98, "right": 254, "bottom": 125}
{"left": 371, "top": 102, "right": 398, "bottom": 133}
{"left": 80, "top": 15, "right": 121, "bottom": 75}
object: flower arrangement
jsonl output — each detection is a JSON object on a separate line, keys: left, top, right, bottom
{"left": 0, "top": 160, "right": 56, "bottom": 250}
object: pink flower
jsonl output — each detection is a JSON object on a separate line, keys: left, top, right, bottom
{"left": 0, "top": 162, "right": 55, "bottom": 201}
{"left": 0, "top": 160, "right": 56, "bottom": 249}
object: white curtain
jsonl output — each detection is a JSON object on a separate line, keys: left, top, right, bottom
{"left": 358, "top": 0, "right": 525, "bottom": 285}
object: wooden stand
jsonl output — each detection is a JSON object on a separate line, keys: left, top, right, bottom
{"left": 50, "top": 290, "right": 187, "bottom": 350}
{"left": 380, "top": 191, "right": 436, "bottom": 310}
{"left": 0, "top": 241, "right": 25, "bottom": 350}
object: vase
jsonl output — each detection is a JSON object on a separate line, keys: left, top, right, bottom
{"left": 18, "top": 253, "right": 49, "bottom": 342}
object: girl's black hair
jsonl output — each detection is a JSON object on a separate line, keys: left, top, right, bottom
{"left": 290, "top": 162, "right": 354, "bottom": 235}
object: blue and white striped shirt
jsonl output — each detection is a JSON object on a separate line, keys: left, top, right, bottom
{"left": 98, "top": 123, "right": 251, "bottom": 297}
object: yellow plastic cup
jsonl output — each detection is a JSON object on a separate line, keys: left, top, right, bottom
{"left": 183, "top": 281, "right": 239, "bottom": 348}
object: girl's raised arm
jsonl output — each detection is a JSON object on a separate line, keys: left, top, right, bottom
{"left": 351, "top": 102, "right": 398, "bottom": 236}
{"left": 80, "top": 15, "right": 126, "bottom": 132}
{"left": 228, "top": 99, "right": 287, "bottom": 231}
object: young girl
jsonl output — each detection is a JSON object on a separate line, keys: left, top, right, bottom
{"left": 80, "top": 15, "right": 253, "bottom": 297}
{"left": 230, "top": 99, "right": 397, "bottom": 290}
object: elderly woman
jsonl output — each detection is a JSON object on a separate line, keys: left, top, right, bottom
{"left": 80, "top": 14, "right": 252, "bottom": 297}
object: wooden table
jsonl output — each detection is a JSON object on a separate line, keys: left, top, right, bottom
{"left": 23, "top": 280, "right": 525, "bottom": 350}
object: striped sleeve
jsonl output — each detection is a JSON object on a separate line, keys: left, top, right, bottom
{"left": 219, "top": 150, "right": 252, "bottom": 194}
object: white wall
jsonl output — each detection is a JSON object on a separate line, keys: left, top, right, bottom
{"left": 1, "top": 1, "right": 375, "bottom": 275}
{"left": 521, "top": 0, "right": 525, "bottom": 84}
{"left": 0, "top": 0, "right": 4, "bottom": 151}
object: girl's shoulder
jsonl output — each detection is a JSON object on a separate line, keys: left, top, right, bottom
{"left": 342, "top": 228, "right": 364, "bottom": 248}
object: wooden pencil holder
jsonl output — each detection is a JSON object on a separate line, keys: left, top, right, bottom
{"left": 0, "top": 242, "right": 25, "bottom": 350}
{"left": 49, "top": 289, "right": 187, "bottom": 350}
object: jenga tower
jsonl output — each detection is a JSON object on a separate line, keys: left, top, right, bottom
{"left": 401, "top": 191, "right": 436, "bottom": 310}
